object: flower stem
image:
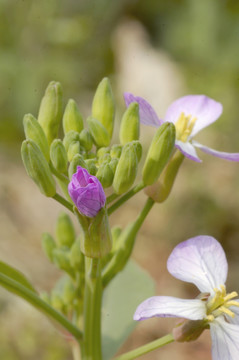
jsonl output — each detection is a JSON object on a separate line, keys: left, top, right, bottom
{"left": 50, "top": 162, "right": 69, "bottom": 183}
{"left": 114, "top": 334, "right": 174, "bottom": 360}
{"left": 53, "top": 193, "right": 74, "bottom": 213}
{"left": 107, "top": 181, "right": 145, "bottom": 215}
{"left": 83, "top": 257, "right": 102, "bottom": 360}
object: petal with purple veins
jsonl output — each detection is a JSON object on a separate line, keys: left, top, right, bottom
{"left": 164, "top": 95, "right": 223, "bottom": 137}
{"left": 167, "top": 236, "right": 228, "bottom": 293}
{"left": 133, "top": 296, "right": 206, "bottom": 321}
{"left": 175, "top": 140, "right": 201, "bottom": 162}
{"left": 210, "top": 317, "right": 239, "bottom": 360}
{"left": 124, "top": 92, "right": 163, "bottom": 127}
{"left": 193, "top": 141, "right": 239, "bottom": 162}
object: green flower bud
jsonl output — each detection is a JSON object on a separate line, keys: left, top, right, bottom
{"left": 41, "top": 232, "right": 56, "bottom": 262}
{"left": 62, "top": 277, "right": 76, "bottom": 304}
{"left": 55, "top": 212, "right": 75, "bottom": 248}
{"left": 109, "top": 158, "right": 118, "bottom": 174}
{"left": 21, "top": 139, "right": 56, "bottom": 197}
{"left": 84, "top": 159, "right": 97, "bottom": 175}
{"left": 69, "top": 239, "right": 84, "bottom": 271}
{"left": 79, "top": 129, "right": 93, "bottom": 152}
{"left": 87, "top": 116, "right": 110, "bottom": 147}
{"left": 110, "top": 144, "right": 122, "bottom": 159}
{"left": 75, "top": 207, "right": 112, "bottom": 258}
{"left": 120, "top": 102, "right": 140, "bottom": 145}
{"left": 142, "top": 122, "right": 175, "bottom": 186}
{"left": 113, "top": 142, "right": 138, "bottom": 195}
{"left": 63, "top": 130, "right": 81, "bottom": 152}
{"left": 38, "top": 81, "right": 63, "bottom": 145}
{"left": 145, "top": 150, "right": 184, "bottom": 203}
{"left": 97, "top": 147, "right": 110, "bottom": 159}
{"left": 96, "top": 163, "right": 114, "bottom": 188}
{"left": 23, "top": 113, "right": 50, "bottom": 162}
{"left": 63, "top": 99, "right": 84, "bottom": 134}
{"left": 111, "top": 226, "right": 122, "bottom": 252}
{"left": 132, "top": 140, "right": 142, "bottom": 162}
{"left": 92, "top": 77, "right": 115, "bottom": 138}
{"left": 86, "top": 152, "right": 96, "bottom": 160}
{"left": 98, "top": 153, "right": 111, "bottom": 165}
{"left": 50, "top": 139, "right": 68, "bottom": 174}
{"left": 52, "top": 248, "right": 73, "bottom": 276}
{"left": 68, "top": 154, "right": 87, "bottom": 179}
{"left": 67, "top": 141, "right": 81, "bottom": 162}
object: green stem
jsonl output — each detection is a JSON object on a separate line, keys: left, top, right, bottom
{"left": 83, "top": 257, "right": 102, "bottom": 360}
{"left": 114, "top": 334, "right": 174, "bottom": 360}
{"left": 0, "top": 273, "right": 83, "bottom": 340}
{"left": 102, "top": 197, "right": 154, "bottom": 287}
{"left": 107, "top": 181, "right": 145, "bottom": 215}
{"left": 53, "top": 193, "right": 74, "bottom": 213}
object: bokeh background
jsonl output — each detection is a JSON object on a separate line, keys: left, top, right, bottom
{"left": 1, "top": 0, "right": 239, "bottom": 359}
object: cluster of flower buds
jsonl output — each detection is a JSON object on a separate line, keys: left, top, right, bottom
{"left": 21, "top": 77, "right": 177, "bottom": 265}
{"left": 41, "top": 212, "right": 84, "bottom": 315}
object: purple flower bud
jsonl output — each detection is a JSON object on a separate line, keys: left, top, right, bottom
{"left": 68, "top": 166, "right": 106, "bottom": 218}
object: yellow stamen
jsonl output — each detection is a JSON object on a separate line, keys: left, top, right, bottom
{"left": 218, "top": 306, "right": 235, "bottom": 318}
{"left": 206, "top": 285, "right": 239, "bottom": 321}
{"left": 224, "top": 291, "right": 238, "bottom": 302}
{"left": 175, "top": 112, "right": 197, "bottom": 142}
{"left": 226, "top": 300, "right": 239, "bottom": 307}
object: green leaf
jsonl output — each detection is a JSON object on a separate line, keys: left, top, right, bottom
{"left": 102, "top": 260, "right": 155, "bottom": 360}
{"left": 0, "top": 260, "right": 37, "bottom": 293}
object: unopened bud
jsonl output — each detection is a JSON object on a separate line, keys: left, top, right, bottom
{"left": 92, "top": 77, "right": 115, "bottom": 138}
{"left": 51, "top": 292, "right": 65, "bottom": 312}
{"left": 38, "top": 81, "right": 63, "bottom": 144}
{"left": 23, "top": 114, "right": 50, "bottom": 161}
{"left": 50, "top": 139, "right": 68, "bottom": 174}
{"left": 52, "top": 248, "right": 73, "bottom": 275}
{"left": 110, "top": 144, "right": 122, "bottom": 159}
{"left": 79, "top": 129, "right": 93, "bottom": 152}
{"left": 62, "top": 277, "right": 76, "bottom": 304}
{"left": 68, "top": 154, "right": 87, "bottom": 179}
{"left": 97, "top": 147, "right": 110, "bottom": 159}
{"left": 142, "top": 122, "right": 175, "bottom": 186}
{"left": 41, "top": 232, "right": 56, "bottom": 262}
{"left": 63, "top": 99, "right": 83, "bottom": 134}
{"left": 87, "top": 116, "right": 110, "bottom": 147}
{"left": 63, "top": 130, "right": 81, "bottom": 152}
{"left": 120, "top": 102, "right": 139, "bottom": 145}
{"left": 96, "top": 163, "right": 114, "bottom": 188}
{"left": 113, "top": 142, "right": 138, "bottom": 195}
{"left": 55, "top": 212, "right": 75, "bottom": 248}
{"left": 109, "top": 158, "right": 118, "bottom": 174}
{"left": 84, "top": 159, "right": 97, "bottom": 176}
{"left": 69, "top": 239, "right": 84, "bottom": 271}
{"left": 67, "top": 141, "right": 81, "bottom": 162}
{"left": 145, "top": 150, "right": 184, "bottom": 202}
{"left": 132, "top": 140, "right": 142, "bottom": 162}
{"left": 21, "top": 139, "right": 56, "bottom": 197}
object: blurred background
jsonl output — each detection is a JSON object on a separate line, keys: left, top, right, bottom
{"left": 1, "top": 0, "right": 239, "bottom": 359}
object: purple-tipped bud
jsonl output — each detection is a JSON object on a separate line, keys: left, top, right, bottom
{"left": 68, "top": 166, "right": 106, "bottom": 218}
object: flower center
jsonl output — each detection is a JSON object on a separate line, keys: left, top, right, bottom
{"left": 175, "top": 112, "right": 197, "bottom": 142}
{"left": 205, "top": 285, "right": 239, "bottom": 322}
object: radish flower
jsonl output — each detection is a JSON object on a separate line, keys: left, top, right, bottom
{"left": 124, "top": 94, "right": 239, "bottom": 162}
{"left": 134, "top": 236, "right": 239, "bottom": 360}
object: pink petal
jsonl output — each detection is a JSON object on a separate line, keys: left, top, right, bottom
{"left": 193, "top": 141, "right": 239, "bottom": 161}
{"left": 175, "top": 140, "right": 201, "bottom": 162}
{"left": 124, "top": 92, "right": 163, "bottom": 127}
{"left": 210, "top": 317, "right": 239, "bottom": 360}
{"left": 167, "top": 236, "right": 228, "bottom": 294}
{"left": 165, "top": 95, "right": 223, "bottom": 137}
{"left": 133, "top": 296, "right": 206, "bottom": 321}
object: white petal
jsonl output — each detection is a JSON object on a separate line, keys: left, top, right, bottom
{"left": 133, "top": 296, "right": 206, "bottom": 321}
{"left": 167, "top": 236, "right": 228, "bottom": 293}
{"left": 193, "top": 141, "right": 239, "bottom": 161}
{"left": 210, "top": 317, "right": 239, "bottom": 360}
{"left": 175, "top": 140, "right": 202, "bottom": 162}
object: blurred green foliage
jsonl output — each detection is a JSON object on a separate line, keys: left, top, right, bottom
{"left": 1, "top": 0, "right": 239, "bottom": 147}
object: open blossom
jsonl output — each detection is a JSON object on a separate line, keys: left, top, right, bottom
{"left": 124, "top": 93, "right": 239, "bottom": 162}
{"left": 68, "top": 166, "right": 106, "bottom": 218}
{"left": 134, "top": 236, "right": 239, "bottom": 360}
